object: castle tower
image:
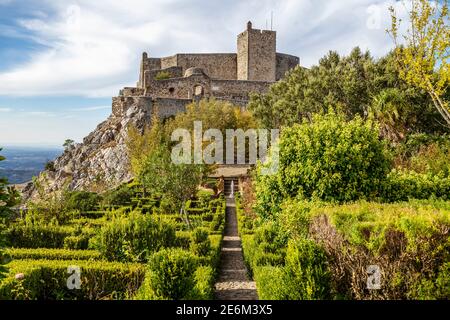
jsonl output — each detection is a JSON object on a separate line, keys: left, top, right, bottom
{"left": 237, "top": 21, "right": 276, "bottom": 82}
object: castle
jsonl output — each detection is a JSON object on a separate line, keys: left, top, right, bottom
{"left": 112, "top": 21, "right": 299, "bottom": 119}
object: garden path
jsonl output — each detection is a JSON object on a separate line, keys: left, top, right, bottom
{"left": 214, "top": 197, "right": 258, "bottom": 300}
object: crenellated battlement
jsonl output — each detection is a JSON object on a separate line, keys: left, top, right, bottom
{"left": 115, "top": 22, "right": 299, "bottom": 118}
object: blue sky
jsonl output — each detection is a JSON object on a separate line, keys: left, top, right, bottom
{"left": 0, "top": 0, "right": 410, "bottom": 146}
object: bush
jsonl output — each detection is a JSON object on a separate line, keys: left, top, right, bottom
{"left": 306, "top": 201, "right": 450, "bottom": 299}
{"left": 197, "top": 189, "right": 214, "bottom": 208}
{"left": 154, "top": 71, "right": 171, "bottom": 80}
{"left": 254, "top": 266, "right": 287, "bottom": 299}
{"left": 0, "top": 259, "right": 144, "bottom": 300}
{"left": 97, "top": 212, "right": 176, "bottom": 262}
{"left": 146, "top": 248, "right": 198, "bottom": 300}
{"left": 236, "top": 195, "right": 254, "bottom": 235}
{"left": 190, "top": 228, "right": 211, "bottom": 257}
{"left": 7, "top": 224, "right": 74, "bottom": 249}
{"left": 102, "top": 184, "right": 133, "bottom": 207}
{"left": 282, "top": 239, "right": 331, "bottom": 300}
{"left": 63, "top": 235, "right": 90, "bottom": 250}
{"left": 253, "top": 239, "right": 331, "bottom": 300}
{"left": 65, "top": 191, "right": 102, "bottom": 213}
{"left": 210, "top": 203, "right": 225, "bottom": 233}
{"left": 255, "top": 112, "right": 391, "bottom": 216}
{"left": 175, "top": 231, "right": 191, "bottom": 249}
{"left": 4, "top": 248, "right": 101, "bottom": 261}
{"left": 193, "top": 266, "right": 215, "bottom": 300}
{"left": 382, "top": 170, "right": 450, "bottom": 202}
{"left": 208, "top": 235, "right": 223, "bottom": 270}
{"left": 254, "top": 221, "right": 287, "bottom": 254}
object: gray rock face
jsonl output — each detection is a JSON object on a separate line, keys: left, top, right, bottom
{"left": 22, "top": 102, "right": 152, "bottom": 199}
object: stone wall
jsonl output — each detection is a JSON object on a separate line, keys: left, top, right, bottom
{"left": 210, "top": 79, "right": 271, "bottom": 101}
{"left": 144, "top": 73, "right": 212, "bottom": 99}
{"left": 237, "top": 22, "right": 277, "bottom": 82}
{"left": 237, "top": 30, "right": 249, "bottom": 81}
{"left": 153, "top": 98, "right": 191, "bottom": 118}
{"left": 276, "top": 53, "right": 300, "bottom": 80}
{"left": 247, "top": 28, "right": 276, "bottom": 82}
{"left": 112, "top": 96, "right": 152, "bottom": 118}
{"left": 156, "top": 54, "right": 237, "bottom": 80}
{"left": 160, "top": 55, "right": 178, "bottom": 69}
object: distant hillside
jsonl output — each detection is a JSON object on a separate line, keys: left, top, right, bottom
{"left": 0, "top": 146, "right": 62, "bottom": 184}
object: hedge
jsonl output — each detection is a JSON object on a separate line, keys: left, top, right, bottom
{"left": 4, "top": 248, "right": 101, "bottom": 261}
{"left": 0, "top": 259, "right": 145, "bottom": 300}
{"left": 96, "top": 212, "right": 176, "bottom": 262}
{"left": 382, "top": 170, "right": 450, "bottom": 202}
{"left": 7, "top": 225, "right": 75, "bottom": 249}
{"left": 282, "top": 200, "right": 450, "bottom": 299}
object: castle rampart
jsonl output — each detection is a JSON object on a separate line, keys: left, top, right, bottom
{"left": 116, "top": 22, "right": 299, "bottom": 119}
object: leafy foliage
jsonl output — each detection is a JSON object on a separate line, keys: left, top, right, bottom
{"left": 65, "top": 191, "right": 102, "bottom": 212}
{"left": 138, "top": 144, "right": 207, "bottom": 213}
{"left": 0, "top": 259, "right": 144, "bottom": 300}
{"left": 389, "top": 0, "right": 450, "bottom": 126}
{"left": 146, "top": 248, "right": 198, "bottom": 300}
{"left": 254, "top": 112, "right": 391, "bottom": 216}
{"left": 96, "top": 212, "right": 176, "bottom": 262}
{"left": 248, "top": 48, "right": 445, "bottom": 137}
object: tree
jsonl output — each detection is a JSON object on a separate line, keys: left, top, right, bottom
{"left": 248, "top": 48, "right": 380, "bottom": 128}
{"left": 389, "top": 0, "right": 450, "bottom": 126}
{"left": 138, "top": 144, "right": 208, "bottom": 225}
{"left": 0, "top": 148, "right": 20, "bottom": 220}
{"left": 63, "top": 139, "right": 75, "bottom": 149}
{"left": 0, "top": 148, "right": 21, "bottom": 275}
{"left": 126, "top": 113, "right": 167, "bottom": 176}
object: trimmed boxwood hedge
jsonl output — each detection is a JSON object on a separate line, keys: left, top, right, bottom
{"left": 0, "top": 259, "right": 145, "bottom": 300}
{"left": 4, "top": 248, "right": 102, "bottom": 261}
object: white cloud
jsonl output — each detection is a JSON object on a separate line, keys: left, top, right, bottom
{"left": 71, "top": 105, "right": 110, "bottom": 112}
{"left": 0, "top": 0, "right": 411, "bottom": 97}
{"left": 0, "top": 107, "right": 12, "bottom": 112}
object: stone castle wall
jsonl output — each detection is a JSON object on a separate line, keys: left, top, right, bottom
{"left": 246, "top": 28, "right": 276, "bottom": 82}
{"left": 276, "top": 53, "right": 300, "bottom": 80}
{"left": 148, "top": 54, "right": 238, "bottom": 80}
{"left": 237, "top": 30, "right": 249, "bottom": 80}
{"left": 120, "top": 22, "right": 299, "bottom": 120}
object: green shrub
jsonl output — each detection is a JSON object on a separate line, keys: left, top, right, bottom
{"left": 190, "top": 228, "right": 211, "bottom": 257}
{"left": 7, "top": 224, "right": 74, "bottom": 249}
{"left": 254, "top": 221, "right": 287, "bottom": 254}
{"left": 207, "top": 235, "right": 222, "bottom": 270}
{"left": 306, "top": 201, "right": 450, "bottom": 299}
{"left": 254, "top": 266, "right": 287, "bottom": 299}
{"left": 383, "top": 170, "right": 450, "bottom": 202}
{"left": 0, "top": 259, "right": 144, "bottom": 300}
{"left": 175, "top": 231, "right": 191, "bottom": 249}
{"left": 255, "top": 112, "right": 391, "bottom": 216}
{"left": 102, "top": 184, "right": 133, "bottom": 207}
{"left": 154, "top": 71, "right": 171, "bottom": 80}
{"left": 63, "top": 235, "right": 90, "bottom": 250}
{"left": 409, "top": 262, "right": 450, "bottom": 300}
{"left": 282, "top": 239, "right": 331, "bottom": 300}
{"left": 236, "top": 195, "right": 254, "bottom": 235}
{"left": 97, "top": 212, "right": 176, "bottom": 262}
{"left": 193, "top": 266, "right": 215, "bottom": 300}
{"left": 65, "top": 191, "right": 102, "bottom": 213}
{"left": 197, "top": 189, "right": 214, "bottom": 208}
{"left": 210, "top": 204, "right": 225, "bottom": 233}
{"left": 146, "top": 248, "right": 198, "bottom": 300}
{"left": 4, "top": 248, "right": 101, "bottom": 261}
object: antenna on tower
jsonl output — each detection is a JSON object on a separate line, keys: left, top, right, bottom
{"left": 271, "top": 11, "right": 273, "bottom": 30}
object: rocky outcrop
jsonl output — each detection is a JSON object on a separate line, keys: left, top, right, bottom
{"left": 23, "top": 101, "right": 153, "bottom": 199}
